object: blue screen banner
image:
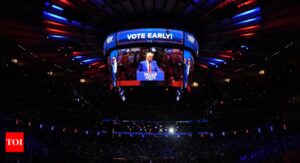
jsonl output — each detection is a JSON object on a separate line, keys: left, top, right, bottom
{"left": 117, "top": 28, "right": 183, "bottom": 45}
{"left": 103, "top": 28, "right": 198, "bottom": 56}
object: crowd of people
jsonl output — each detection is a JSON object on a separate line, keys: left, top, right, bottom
{"left": 112, "top": 120, "right": 194, "bottom": 134}
{"left": 1, "top": 125, "right": 299, "bottom": 162}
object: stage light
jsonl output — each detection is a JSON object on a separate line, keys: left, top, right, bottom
{"left": 222, "top": 131, "right": 225, "bottom": 136}
{"left": 234, "top": 16, "right": 261, "bottom": 26}
{"left": 224, "top": 78, "right": 231, "bottom": 83}
{"left": 257, "top": 128, "right": 261, "bottom": 133}
{"left": 210, "top": 132, "right": 214, "bottom": 137}
{"left": 47, "top": 71, "right": 53, "bottom": 76}
{"left": 176, "top": 95, "right": 180, "bottom": 101}
{"left": 85, "top": 130, "right": 89, "bottom": 135}
{"left": 259, "top": 70, "right": 265, "bottom": 75}
{"left": 48, "top": 35, "right": 68, "bottom": 39}
{"left": 80, "top": 78, "right": 86, "bottom": 83}
{"left": 241, "top": 33, "right": 256, "bottom": 37}
{"left": 198, "top": 64, "right": 208, "bottom": 69}
{"left": 208, "top": 62, "right": 217, "bottom": 66}
{"left": 52, "top": 4, "right": 64, "bottom": 11}
{"left": 11, "top": 59, "right": 18, "bottom": 64}
{"left": 270, "top": 126, "right": 273, "bottom": 132}
{"left": 168, "top": 127, "right": 175, "bottom": 134}
{"left": 51, "top": 125, "right": 54, "bottom": 131}
{"left": 39, "top": 124, "right": 43, "bottom": 129}
{"left": 192, "top": 82, "right": 199, "bottom": 87}
{"left": 74, "top": 56, "right": 84, "bottom": 59}
{"left": 283, "top": 124, "right": 287, "bottom": 130}
{"left": 241, "top": 45, "right": 249, "bottom": 50}
{"left": 211, "top": 58, "right": 225, "bottom": 63}
{"left": 176, "top": 89, "right": 181, "bottom": 101}
{"left": 121, "top": 95, "right": 126, "bottom": 101}
{"left": 97, "top": 131, "right": 100, "bottom": 136}
{"left": 81, "top": 58, "right": 102, "bottom": 64}
{"left": 151, "top": 47, "right": 156, "bottom": 52}
{"left": 43, "top": 11, "right": 67, "bottom": 21}
{"left": 233, "top": 7, "right": 261, "bottom": 20}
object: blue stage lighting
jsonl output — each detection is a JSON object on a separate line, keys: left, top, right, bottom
{"left": 234, "top": 16, "right": 261, "bottom": 26}
{"left": 52, "top": 4, "right": 64, "bottom": 11}
{"left": 43, "top": 11, "right": 67, "bottom": 21}
{"left": 233, "top": 7, "right": 261, "bottom": 20}
{"left": 48, "top": 35, "right": 68, "bottom": 39}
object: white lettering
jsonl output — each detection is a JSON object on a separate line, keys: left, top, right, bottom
{"left": 152, "top": 33, "right": 157, "bottom": 38}
{"left": 6, "top": 139, "right": 22, "bottom": 146}
{"left": 157, "top": 33, "right": 162, "bottom": 39}
{"left": 144, "top": 73, "right": 157, "bottom": 81}
{"left": 6, "top": 139, "right": 11, "bottom": 145}
{"left": 127, "top": 34, "right": 133, "bottom": 40}
{"left": 127, "top": 33, "right": 147, "bottom": 40}
{"left": 127, "top": 33, "right": 174, "bottom": 40}
{"left": 166, "top": 34, "right": 172, "bottom": 39}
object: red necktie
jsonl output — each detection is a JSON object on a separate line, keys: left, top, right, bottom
{"left": 148, "top": 62, "right": 152, "bottom": 72}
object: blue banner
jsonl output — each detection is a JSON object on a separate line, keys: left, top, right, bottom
{"left": 117, "top": 28, "right": 183, "bottom": 45}
{"left": 103, "top": 28, "right": 198, "bottom": 56}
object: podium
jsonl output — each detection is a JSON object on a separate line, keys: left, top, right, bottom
{"left": 136, "top": 71, "right": 164, "bottom": 81}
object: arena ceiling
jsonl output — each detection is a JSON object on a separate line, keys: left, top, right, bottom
{"left": 0, "top": 0, "right": 298, "bottom": 83}
{"left": 0, "top": 0, "right": 299, "bottom": 128}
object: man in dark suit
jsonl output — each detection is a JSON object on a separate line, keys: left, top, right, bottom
{"left": 137, "top": 52, "right": 161, "bottom": 72}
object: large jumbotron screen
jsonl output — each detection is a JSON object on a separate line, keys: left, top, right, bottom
{"left": 104, "top": 28, "right": 198, "bottom": 88}
{"left": 108, "top": 47, "right": 194, "bottom": 87}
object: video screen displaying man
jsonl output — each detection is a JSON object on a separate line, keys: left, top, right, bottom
{"left": 183, "top": 58, "right": 191, "bottom": 88}
{"left": 137, "top": 52, "right": 162, "bottom": 72}
{"left": 111, "top": 56, "right": 117, "bottom": 87}
{"left": 109, "top": 47, "right": 193, "bottom": 85}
